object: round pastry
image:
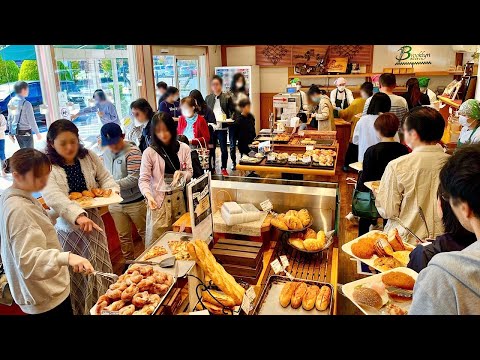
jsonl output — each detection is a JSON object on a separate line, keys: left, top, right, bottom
{"left": 109, "top": 281, "right": 128, "bottom": 291}
{"left": 139, "top": 265, "right": 154, "bottom": 277}
{"left": 121, "top": 283, "right": 139, "bottom": 301}
{"left": 304, "top": 228, "right": 317, "bottom": 239}
{"left": 285, "top": 215, "right": 303, "bottom": 230}
{"left": 118, "top": 304, "right": 136, "bottom": 315}
{"left": 352, "top": 287, "right": 383, "bottom": 310}
{"left": 126, "top": 273, "right": 143, "bottom": 285}
{"left": 152, "top": 283, "right": 169, "bottom": 296}
{"left": 68, "top": 192, "right": 83, "bottom": 200}
{"left": 126, "top": 264, "right": 142, "bottom": 274}
{"left": 82, "top": 190, "right": 95, "bottom": 198}
{"left": 297, "top": 209, "right": 311, "bottom": 227}
{"left": 137, "top": 278, "right": 154, "bottom": 292}
{"left": 91, "top": 188, "right": 104, "bottom": 197}
{"left": 105, "top": 288, "right": 122, "bottom": 300}
{"left": 132, "top": 291, "right": 150, "bottom": 308}
{"left": 286, "top": 210, "right": 298, "bottom": 218}
{"left": 152, "top": 271, "right": 167, "bottom": 284}
{"left": 148, "top": 294, "right": 161, "bottom": 307}
{"left": 351, "top": 239, "right": 375, "bottom": 259}
{"left": 105, "top": 299, "right": 125, "bottom": 311}
{"left": 139, "top": 304, "right": 156, "bottom": 315}
{"left": 381, "top": 272, "right": 415, "bottom": 290}
{"left": 271, "top": 216, "right": 288, "bottom": 231}
{"left": 95, "top": 295, "right": 111, "bottom": 315}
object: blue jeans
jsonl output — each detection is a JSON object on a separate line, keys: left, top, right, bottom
{"left": 229, "top": 126, "right": 237, "bottom": 166}
{"left": 0, "top": 139, "right": 5, "bottom": 161}
{"left": 216, "top": 130, "right": 228, "bottom": 169}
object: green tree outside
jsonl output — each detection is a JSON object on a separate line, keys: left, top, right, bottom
{"left": 0, "top": 57, "right": 20, "bottom": 84}
{"left": 56, "top": 61, "right": 73, "bottom": 81}
{"left": 18, "top": 60, "right": 39, "bottom": 81}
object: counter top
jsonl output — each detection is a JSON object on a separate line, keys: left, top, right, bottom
{"left": 438, "top": 95, "right": 461, "bottom": 109}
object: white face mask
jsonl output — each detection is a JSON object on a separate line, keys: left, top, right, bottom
{"left": 156, "top": 90, "right": 161, "bottom": 97}
{"left": 182, "top": 109, "right": 194, "bottom": 118}
{"left": 236, "top": 82, "right": 244, "bottom": 89}
{"left": 296, "top": 84, "right": 302, "bottom": 91}
{"left": 360, "top": 91, "right": 368, "bottom": 99}
{"left": 337, "top": 85, "right": 346, "bottom": 92}
{"left": 459, "top": 115, "right": 473, "bottom": 127}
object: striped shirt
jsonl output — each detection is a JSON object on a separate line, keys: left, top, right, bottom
{"left": 362, "top": 93, "right": 409, "bottom": 121}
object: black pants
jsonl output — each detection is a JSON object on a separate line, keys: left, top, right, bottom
{"left": 34, "top": 295, "right": 73, "bottom": 317}
{"left": 358, "top": 218, "right": 383, "bottom": 236}
{"left": 216, "top": 130, "right": 229, "bottom": 169}
{"left": 229, "top": 126, "right": 237, "bottom": 166}
{"left": 209, "top": 131, "right": 217, "bottom": 172}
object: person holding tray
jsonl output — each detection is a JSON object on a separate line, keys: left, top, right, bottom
{"left": 42, "top": 119, "right": 119, "bottom": 315}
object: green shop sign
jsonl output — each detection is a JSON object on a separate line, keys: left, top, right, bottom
{"left": 395, "top": 46, "right": 432, "bottom": 66}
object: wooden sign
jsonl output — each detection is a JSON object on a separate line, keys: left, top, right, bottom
{"left": 326, "top": 57, "right": 348, "bottom": 73}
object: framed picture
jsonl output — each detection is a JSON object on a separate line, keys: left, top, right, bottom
{"left": 326, "top": 57, "right": 348, "bottom": 73}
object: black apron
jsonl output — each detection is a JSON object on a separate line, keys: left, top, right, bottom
{"left": 334, "top": 89, "right": 349, "bottom": 109}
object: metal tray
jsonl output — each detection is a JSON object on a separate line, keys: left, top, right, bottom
{"left": 137, "top": 231, "right": 195, "bottom": 278}
{"left": 253, "top": 275, "right": 333, "bottom": 315}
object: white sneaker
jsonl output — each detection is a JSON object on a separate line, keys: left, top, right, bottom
{"left": 346, "top": 212, "right": 359, "bottom": 224}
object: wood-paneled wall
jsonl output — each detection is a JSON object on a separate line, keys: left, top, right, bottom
{"left": 260, "top": 93, "right": 277, "bottom": 129}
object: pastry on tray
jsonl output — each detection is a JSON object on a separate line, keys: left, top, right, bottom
{"left": 143, "top": 245, "right": 168, "bottom": 260}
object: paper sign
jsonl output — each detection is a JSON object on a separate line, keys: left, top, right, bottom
{"left": 101, "top": 310, "right": 120, "bottom": 315}
{"left": 270, "top": 259, "right": 283, "bottom": 274}
{"left": 306, "top": 145, "right": 314, "bottom": 151}
{"left": 284, "top": 271, "right": 295, "bottom": 280}
{"left": 258, "top": 140, "right": 271, "bottom": 153}
{"left": 298, "top": 131, "right": 305, "bottom": 137}
{"left": 280, "top": 255, "right": 290, "bottom": 269}
{"left": 260, "top": 199, "right": 273, "bottom": 212}
{"left": 241, "top": 286, "right": 256, "bottom": 314}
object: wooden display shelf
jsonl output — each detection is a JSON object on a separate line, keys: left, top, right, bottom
{"left": 438, "top": 95, "right": 462, "bottom": 109}
{"left": 290, "top": 73, "right": 375, "bottom": 79}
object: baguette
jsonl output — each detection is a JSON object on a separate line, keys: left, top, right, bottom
{"left": 196, "top": 300, "right": 233, "bottom": 315}
{"left": 279, "top": 282, "right": 300, "bottom": 308}
{"left": 315, "top": 285, "right": 331, "bottom": 311}
{"left": 202, "top": 290, "right": 236, "bottom": 308}
{"left": 302, "top": 285, "right": 320, "bottom": 311}
{"left": 291, "top": 282, "right": 307, "bottom": 309}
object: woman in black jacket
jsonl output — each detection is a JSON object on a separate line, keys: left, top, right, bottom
{"left": 407, "top": 184, "right": 477, "bottom": 272}
{"left": 402, "top": 78, "right": 430, "bottom": 110}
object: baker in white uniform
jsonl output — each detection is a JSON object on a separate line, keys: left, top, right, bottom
{"left": 457, "top": 98, "right": 480, "bottom": 147}
{"left": 418, "top": 77, "right": 437, "bottom": 104}
{"left": 295, "top": 80, "right": 309, "bottom": 111}
{"left": 330, "top": 77, "right": 354, "bottom": 110}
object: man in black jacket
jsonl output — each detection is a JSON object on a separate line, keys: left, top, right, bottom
{"left": 205, "top": 75, "right": 236, "bottom": 175}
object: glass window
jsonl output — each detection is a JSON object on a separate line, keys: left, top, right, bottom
{"left": 153, "top": 55, "right": 175, "bottom": 105}
{"left": 177, "top": 58, "right": 199, "bottom": 98}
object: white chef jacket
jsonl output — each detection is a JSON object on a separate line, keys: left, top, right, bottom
{"left": 330, "top": 88, "right": 354, "bottom": 109}
{"left": 375, "top": 145, "right": 450, "bottom": 244}
{"left": 425, "top": 88, "right": 437, "bottom": 104}
{"left": 458, "top": 124, "right": 480, "bottom": 146}
{"left": 298, "top": 90, "right": 309, "bottom": 111}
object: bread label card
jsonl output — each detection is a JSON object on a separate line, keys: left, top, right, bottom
{"left": 260, "top": 199, "right": 273, "bottom": 212}
{"left": 101, "top": 310, "right": 120, "bottom": 315}
{"left": 284, "top": 271, "right": 294, "bottom": 281}
{"left": 280, "top": 255, "right": 290, "bottom": 269}
{"left": 241, "top": 286, "right": 256, "bottom": 314}
{"left": 306, "top": 145, "right": 314, "bottom": 151}
{"left": 270, "top": 259, "right": 283, "bottom": 274}
{"left": 298, "top": 131, "right": 305, "bottom": 137}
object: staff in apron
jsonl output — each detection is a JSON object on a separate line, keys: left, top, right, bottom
{"left": 331, "top": 77, "right": 354, "bottom": 110}
{"left": 139, "top": 112, "right": 193, "bottom": 246}
{"left": 457, "top": 99, "right": 480, "bottom": 147}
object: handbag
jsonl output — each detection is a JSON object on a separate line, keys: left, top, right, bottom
{"left": 352, "top": 188, "right": 379, "bottom": 220}
{"left": 195, "top": 138, "right": 209, "bottom": 170}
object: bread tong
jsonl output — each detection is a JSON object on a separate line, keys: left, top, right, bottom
{"left": 418, "top": 206, "right": 431, "bottom": 239}
{"left": 126, "top": 255, "right": 177, "bottom": 268}
{"left": 391, "top": 216, "right": 425, "bottom": 243}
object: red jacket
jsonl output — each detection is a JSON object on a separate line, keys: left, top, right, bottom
{"left": 177, "top": 114, "right": 210, "bottom": 147}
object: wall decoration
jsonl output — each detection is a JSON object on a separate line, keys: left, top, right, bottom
{"left": 330, "top": 45, "right": 362, "bottom": 60}
{"left": 261, "top": 45, "right": 289, "bottom": 65}
{"left": 326, "top": 57, "right": 348, "bottom": 73}
{"left": 293, "top": 47, "right": 330, "bottom": 75}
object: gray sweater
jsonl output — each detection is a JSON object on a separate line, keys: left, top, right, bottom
{"left": 410, "top": 240, "right": 480, "bottom": 315}
{"left": 0, "top": 187, "right": 70, "bottom": 314}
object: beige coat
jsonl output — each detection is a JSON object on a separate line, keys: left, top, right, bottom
{"left": 42, "top": 150, "right": 119, "bottom": 232}
{"left": 375, "top": 145, "right": 450, "bottom": 244}
{"left": 314, "top": 95, "right": 336, "bottom": 131}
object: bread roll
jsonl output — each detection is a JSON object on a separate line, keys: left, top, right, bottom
{"left": 315, "top": 285, "right": 331, "bottom": 311}
{"left": 302, "top": 285, "right": 320, "bottom": 311}
{"left": 289, "top": 238, "right": 305, "bottom": 250}
{"left": 196, "top": 300, "right": 233, "bottom": 315}
{"left": 68, "top": 192, "right": 82, "bottom": 200}
{"left": 297, "top": 209, "right": 311, "bottom": 227}
{"left": 82, "top": 190, "right": 95, "bottom": 198}
{"left": 286, "top": 210, "right": 298, "bottom": 218}
{"left": 285, "top": 215, "right": 303, "bottom": 230}
{"left": 271, "top": 217, "right": 288, "bottom": 231}
{"left": 279, "top": 282, "right": 300, "bottom": 307}
{"left": 202, "top": 290, "right": 236, "bottom": 308}
{"left": 304, "top": 228, "right": 316, "bottom": 239}
{"left": 291, "top": 282, "right": 307, "bottom": 309}
{"left": 304, "top": 238, "right": 321, "bottom": 251}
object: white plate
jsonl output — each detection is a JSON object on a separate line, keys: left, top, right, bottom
{"left": 364, "top": 180, "right": 380, "bottom": 191}
{"left": 341, "top": 230, "right": 414, "bottom": 272}
{"left": 78, "top": 193, "right": 123, "bottom": 209}
{"left": 349, "top": 162, "right": 363, "bottom": 172}
{"left": 342, "top": 267, "right": 418, "bottom": 315}
{"left": 217, "top": 119, "right": 234, "bottom": 123}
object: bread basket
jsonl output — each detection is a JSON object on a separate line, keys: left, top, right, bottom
{"left": 283, "top": 229, "right": 335, "bottom": 254}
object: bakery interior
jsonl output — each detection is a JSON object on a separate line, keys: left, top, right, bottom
{"left": 0, "top": 44, "right": 479, "bottom": 316}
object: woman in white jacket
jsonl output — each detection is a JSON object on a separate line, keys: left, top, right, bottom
{"left": 0, "top": 148, "right": 93, "bottom": 315}
{"left": 42, "top": 119, "right": 119, "bottom": 315}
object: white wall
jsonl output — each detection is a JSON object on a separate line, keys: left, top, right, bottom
{"left": 207, "top": 45, "right": 222, "bottom": 79}
{"left": 260, "top": 67, "right": 289, "bottom": 93}
{"left": 226, "top": 46, "right": 256, "bottom": 66}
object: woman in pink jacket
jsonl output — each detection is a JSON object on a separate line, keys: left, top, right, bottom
{"left": 139, "top": 112, "right": 193, "bottom": 245}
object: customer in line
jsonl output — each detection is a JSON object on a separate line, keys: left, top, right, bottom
{"left": 72, "top": 89, "right": 120, "bottom": 126}
{"left": 410, "top": 144, "right": 480, "bottom": 315}
{"left": 407, "top": 184, "right": 476, "bottom": 273}
{"left": 156, "top": 81, "right": 168, "bottom": 109}
{"left": 234, "top": 98, "right": 256, "bottom": 157}
{"left": 101, "top": 123, "right": 146, "bottom": 261}
{"left": 205, "top": 75, "right": 236, "bottom": 176}
{"left": 124, "top": 98, "right": 155, "bottom": 152}
{"left": 339, "top": 82, "right": 373, "bottom": 170}
{"left": 356, "top": 113, "right": 409, "bottom": 235}
{"left": 307, "top": 85, "right": 335, "bottom": 131}
{"left": 375, "top": 107, "right": 449, "bottom": 244}
{"left": 352, "top": 92, "right": 393, "bottom": 162}
{"left": 330, "top": 77, "right": 354, "bottom": 110}
{"left": 139, "top": 112, "right": 193, "bottom": 246}
{"left": 0, "top": 113, "right": 6, "bottom": 176}
{"left": 0, "top": 149, "right": 94, "bottom": 316}
{"left": 362, "top": 73, "right": 408, "bottom": 122}
{"left": 42, "top": 120, "right": 119, "bottom": 315}
{"left": 402, "top": 78, "right": 430, "bottom": 110}
{"left": 7, "top": 81, "right": 41, "bottom": 149}
{"left": 159, "top": 86, "right": 182, "bottom": 120}
{"left": 177, "top": 96, "right": 210, "bottom": 147}
{"left": 457, "top": 99, "right": 480, "bottom": 147}
{"left": 228, "top": 73, "right": 249, "bottom": 171}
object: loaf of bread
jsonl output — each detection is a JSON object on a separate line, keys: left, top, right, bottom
{"left": 271, "top": 217, "right": 288, "bottom": 230}
{"left": 188, "top": 240, "right": 245, "bottom": 305}
{"left": 315, "top": 285, "right": 331, "bottom": 311}
{"left": 297, "top": 209, "right": 311, "bottom": 227}
{"left": 291, "top": 282, "right": 307, "bottom": 309}
{"left": 279, "top": 282, "right": 300, "bottom": 308}
{"left": 196, "top": 300, "right": 233, "bottom": 315}
{"left": 202, "top": 290, "right": 236, "bottom": 308}
{"left": 302, "top": 285, "right": 320, "bottom": 311}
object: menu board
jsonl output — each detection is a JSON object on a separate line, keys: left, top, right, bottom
{"left": 186, "top": 173, "right": 213, "bottom": 241}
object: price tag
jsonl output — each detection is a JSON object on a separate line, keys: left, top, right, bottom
{"left": 260, "top": 199, "right": 273, "bottom": 212}
{"left": 101, "top": 310, "right": 120, "bottom": 315}
{"left": 306, "top": 145, "right": 314, "bottom": 151}
{"left": 241, "top": 286, "right": 256, "bottom": 314}
{"left": 280, "top": 255, "right": 290, "bottom": 269}
{"left": 288, "top": 154, "right": 297, "bottom": 162}
{"left": 284, "top": 271, "right": 295, "bottom": 281}
{"left": 270, "top": 259, "right": 283, "bottom": 274}
{"left": 298, "top": 131, "right": 305, "bottom": 137}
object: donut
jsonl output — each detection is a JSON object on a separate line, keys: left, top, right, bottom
{"left": 119, "top": 304, "right": 136, "bottom": 315}
{"left": 132, "top": 291, "right": 150, "bottom": 308}
{"left": 109, "top": 281, "right": 127, "bottom": 291}
{"left": 105, "top": 288, "right": 122, "bottom": 300}
{"left": 127, "top": 265, "right": 142, "bottom": 274}
{"left": 139, "top": 265, "right": 154, "bottom": 277}
{"left": 152, "top": 283, "right": 169, "bottom": 296}
{"left": 152, "top": 272, "right": 167, "bottom": 284}
{"left": 105, "top": 299, "right": 125, "bottom": 311}
{"left": 137, "top": 278, "right": 154, "bottom": 292}
{"left": 126, "top": 273, "right": 143, "bottom": 285}
{"left": 140, "top": 304, "right": 156, "bottom": 315}
{"left": 148, "top": 294, "right": 161, "bottom": 307}
{"left": 121, "top": 283, "right": 138, "bottom": 301}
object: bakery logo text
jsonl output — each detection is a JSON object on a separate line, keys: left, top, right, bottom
{"left": 395, "top": 46, "right": 432, "bottom": 65}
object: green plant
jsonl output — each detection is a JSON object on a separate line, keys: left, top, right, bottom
{"left": 0, "top": 57, "right": 19, "bottom": 84}
{"left": 56, "top": 61, "right": 73, "bottom": 81}
{"left": 18, "top": 60, "right": 39, "bottom": 81}
{"left": 100, "top": 59, "right": 112, "bottom": 80}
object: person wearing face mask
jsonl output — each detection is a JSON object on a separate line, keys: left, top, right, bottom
{"left": 124, "top": 98, "right": 154, "bottom": 152}
{"left": 457, "top": 99, "right": 480, "bottom": 147}
{"left": 339, "top": 82, "right": 373, "bottom": 171}
{"left": 71, "top": 89, "right": 120, "bottom": 126}
{"left": 294, "top": 81, "right": 309, "bottom": 111}
{"left": 307, "top": 85, "right": 335, "bottom": 131}
{"left": 42, "top": 120, "right": 120, "bottom": 315}
{"left": 139, "top": 112, "right": 193, "bottom": 245}
{"left": 177, "top": 96, "right": 210, "bottom": 147}
{"left": 375, "top": 107, "right": 450, "bottom": 244}
{"left": 156, "top": 81, "right": 168, "bottom": 109}
{"left": 418, "top": 77, "right": 437, "bottom": 104}
{"left": 159, "top": 86, "right": 182, "bottom": 120}
{"left": 228, "top": 73, "right": 249, "bottom": 171}
{"left": 330, "top": 77, "right": 354, "bottom": 110}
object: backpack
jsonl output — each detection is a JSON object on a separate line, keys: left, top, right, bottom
{"left": 7, "top": 99, "right": 26, "bottom": 136}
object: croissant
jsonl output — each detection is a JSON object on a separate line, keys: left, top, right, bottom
{"left": 285, "top": 215, "right": 303, "bottom": 230}
{"left": 286, "top": 210, "right": 298, "bottom": 218}
{"left": 304, "top": 228, "right": 317, "bottom": 239}
{"left": 271, "top": 217, "right": 288, "bottom": 231}
{"left": 297, "top": 209, "right": 311, "bottom": 227}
